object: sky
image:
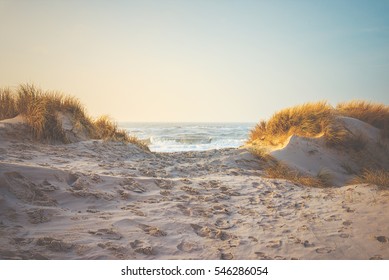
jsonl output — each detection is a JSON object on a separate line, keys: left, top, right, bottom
{"left": 0, "top": 0, "right": 388, "bottom": 122}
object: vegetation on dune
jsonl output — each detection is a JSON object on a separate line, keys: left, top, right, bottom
{"left": 249, "top": 101, "right": 334, "bottom": 146}
{"left": 264, "top": 158, "right": 332, "bottom": 188}
{"left": 0, "top": 84, "right": 148, "bottom": 150}
{"left": 93, "top": 115, "right": 149, "bottom": 150}
{"left": 248, "top": 100, "right": 389, "bottom": 148}
{"left": 0, "top": 88, "right": 17, "bottom": 120}
{"left": 248, "top": 100, "right": 389, "bottom": 188}
{"left": 336, "top": 100, "right": 389, "bottom": 138}
{"left": 350, "top": 169, "right": 389, "bottom": 188}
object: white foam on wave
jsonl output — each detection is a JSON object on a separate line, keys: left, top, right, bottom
{"left": 150, "top": 138, "right": 247, "bottom": 153}
{"left": 119, "top": 122, "right": 254, "bottom": 153}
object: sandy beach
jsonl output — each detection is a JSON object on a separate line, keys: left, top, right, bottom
{"left": 1, "top": 117, "right": 388, "bottom": 260}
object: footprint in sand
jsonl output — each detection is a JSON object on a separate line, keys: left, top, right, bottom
{"left": 376, "top": 236, "right": 388, "bottom": 243}
{"left": 180, "top": 186, "right": 200, "bottom": 195}
{"left": 130, "top": 240, "right": 155, "bottom": 255}
{"left": 200, "top": 180, "right": 220, "bottom": 189}
{"left": 315, "top": 247, "right": 334, "bottom": 254}
{"left": 120, "top": 178, "right": 146, "bottom": 193}
{"left": 26, "top": 209, "right": 50, "bottom": 224}
{"left": 97, "top": 242, "right": 127, "bottom": 258}
{"left": 212, "top": 204, "right": 230, "bottom": 215}
{"left": 89, "top": 174, "right": 103, "bottom": 183}
{"left": 160, "top": 190, "right": 171, "bottom": 196}
{"left": 248, "top": 236, "right": 258, "bottom": 242}
{"left": 342, "top": 205, "right": 355, "bottom": 213}
{"left": 228, "top": 238, "right": 240, "bottom": 248}
{"left": 4, "top": 172, "right": 57, "bottom": 206}
{"left": 12, "top": 237, "right": 33, "bottom": 246}
{"left": 297, "top": 225, "right": 309, "bottom": 232}
{"left": 324, "top": 214, "right": 341, "bottom": 222}
{"left": 88, "top": 228, "right": 122, "bottom": 240}
{"left": 138, "top": 224, "right": 167, "bottom": 237}
{"left": 181, "top": 178, "right": 192, "bottom": 185}
{"left": 190, "top": 224, "right": 233, "bottom": 241}
{"left": 303, "top": 240, "right": 315, "bottom": 248}
{"left": 36, "top": 237, "right": 73, "bottom": 252}
{"left": 288, "top": 236, "right": 302, "bottom": 244}
{"left": 155, "top": 179, "right": 174, "bottom": 190}
{"left": 215, "top": 218, "right": 234, "bottom": 230}
{"left": 254, "top": 251, "right": 273, "bottom": 260}
{"left": 342, "top": 220, "right": 352, "bottom": 226}
{"left": 117, "top": 189, "right": 131, "bottom": 200}
{"left": 220, "top": 252, "right": 234, "bottom": 260}
{"left": 266, "top": 240, "right": 282, "bottom": 249}
{"left": 41, "top": 179, "right": 58, "bottom": 191}
{"left": 177, "top": 204, "right": 191, "bottom": 216}
{"left": 274, "top": 256, "right": 287, "bottom": 260}
{"left": 370, "top": 255, "right": 383, "bottom": 260}
{"left": 214, "top": 194, "right": 231, "bottom": 201}
{"left": 177, "top": 240, "right": 200, "bottom": 253}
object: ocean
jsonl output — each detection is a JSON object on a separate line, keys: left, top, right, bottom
{"left": 119, "top": 122, "right": 255, "bottom": 153}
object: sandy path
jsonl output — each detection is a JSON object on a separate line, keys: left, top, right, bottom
{"left": 1, "top": 123, "right": 389, "bottom": 260}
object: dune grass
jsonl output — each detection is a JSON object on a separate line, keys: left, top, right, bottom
{"left": 258, "top": 155, "right": 332, "bottom": 188}
{"left": 248, "top": 100, "right": 389, "bottom": 148}
{"left": 248, "top": 100, "right": 389, "bottom": 187}
{"left": 336, "top": 100, "right": 389, "bottom": 138}
{"left": 248, "top": 101, "right": 346, "bottom": 147}
{"left": 350, "top": 169, "right": 389, "bottom": 188}
{"left": 0, "top": 84, "right": 148, "bottom": 150}
{"left": 0, "top": 88, "right": 18, "bottom": 120}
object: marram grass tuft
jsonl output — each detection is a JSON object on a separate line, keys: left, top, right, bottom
{"left": 0, "top": 84, "right": 149, "bottom": 150}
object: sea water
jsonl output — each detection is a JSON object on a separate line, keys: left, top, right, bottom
{"left": 119, "top": 122, "right": 255, "bottom": 153}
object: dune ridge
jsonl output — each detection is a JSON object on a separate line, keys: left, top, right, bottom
{"left": 246, "top": 101, "right": 389, "bottom": 187}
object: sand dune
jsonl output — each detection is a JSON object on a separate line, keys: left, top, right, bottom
{"left": 1, "top": 116, "right": 389, "bottom": 260}
{"left": 269, "top": 116, "right": 389, "bottom": 186}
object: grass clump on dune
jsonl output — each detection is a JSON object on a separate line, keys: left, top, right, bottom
{"left": 248, "top": 101, "right": 346, "bottom": 147}
{"left": 93, "top": 115, "right": 149, "bottom": 150}
{"left": 336, "top": 100, "right": 389, "bottom": 138}
{"left": 262, "top": 156, "right": 332, "bottom": 188}
{"left": 248, "top": 100, "right": 389, "bottom": 187}
{"left": 0, "top": 88, "right": 18, "bottom": 120}
{"left": 248, "top": 100, "right": 389, "bottom": 148}
{"left": 350, "top": 169, "right": 389, "bottom": 188}
{"left": 0, "top": 84, "right": 148, "bottom": 150}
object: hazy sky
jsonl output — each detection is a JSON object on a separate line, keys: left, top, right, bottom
{"left": 1, "top": 0, "right": 388, "bottom": 122}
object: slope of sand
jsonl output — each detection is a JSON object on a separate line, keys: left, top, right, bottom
{"left": 269, "top": 116, "right": 389, "bottom": 186}
{"left": 1, "top": 117, "right": 389, "bottom": 260}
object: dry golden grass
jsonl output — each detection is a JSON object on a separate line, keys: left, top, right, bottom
{"left": 0, "top": 84, "right": 148, "bottom": 150}
{"left": 248, "top": 101, "right": 345, "bottom": 146}
{"left": 92, "top": 115, "right": 149, "bottom": 150}
{"left": 248, "top": 100, "right": 389, "bottom": 187}
{"left": 0, "top": 88, "right": 18, "bottom": 120}
{"left": 351, "top": 169, "right": 389, "bottom": 188}
{"left": 248, "top": 100, "right": 389, "bottom": 147}
{"left": 264, "top": 160, "right": 332, "bottom": 187}
{"left": 336, "top": 100, "right": 389, "bottom": 138}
